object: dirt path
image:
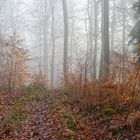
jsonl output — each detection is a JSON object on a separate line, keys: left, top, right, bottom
{"left": 1, "top": 91, "right": 59, "bottom": 140}
{"left": 19, "top": 95, "right": 57, "bottom": 140}
{"left": 1, "top": 90, "right": 138, "bottom": 140}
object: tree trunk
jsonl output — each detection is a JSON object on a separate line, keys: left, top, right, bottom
{"left": 49, "top": 0, "right": 56, "bottom": 88}
{"left": 88, "top": 0, "right": 94, "bottom": 79}
{"left": 62, "top": 0, "right": 69, "bottom": 85}
{"left": 100, "top": 0, "right": 110, "bottom": 78}
{"left": 93, "top": 0, "right": 99, "bottom": 79}
{"left": 43, "top": 0, "right": 48, "bottom": 79}
{"left": 110, "top": 0, "right": 116, "bottom": 78}
{"left": 110, "top": 0, "right": 116, "bottom": 53}
{"left": 122, "top": 0, "right": 126, "bottom": 82}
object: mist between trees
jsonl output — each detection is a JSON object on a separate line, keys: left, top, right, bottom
{"left": 0, "top": 0, "right": 137, "bottom": 88}
{"left": 0, "top": 0, "right": 140, "bottom": 139}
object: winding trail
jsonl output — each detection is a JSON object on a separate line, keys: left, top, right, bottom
{"left": 0, "top": 90, "right": 109, "bottom": 140}
{"left": 19, "top": 94, "right": 57, "bottom": 140}
{"left": 1, "top": 91, "right": 60, "bottom": 140}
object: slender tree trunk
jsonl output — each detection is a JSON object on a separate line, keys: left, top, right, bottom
{"left": 100, "top": 0, "right": 110, "bottom": 78}
{"left": 50, "top": 2, "right": 55, "bottom": 88}
{"left": 62, "top": 0, "right": 69, "bottom": 85}
{"left": 110, "top": 0, "right": 116, "bottom": 53}
{"left": 87, "top": 0, "right": 94, "bottom": 79}
{"left": 110, "top": 0, "right": 116, "bottom": 78}
{"left": 93, "top": 0, "right": 99, "bottom": 79}
{"left": 122, "top": 0, "right": 126, "bottom": 82}
{"left": 43, "top": 0, "right": 48, "bottom": 79}
{"left": 89, "top": 0, "right": 94, "bottom": 79}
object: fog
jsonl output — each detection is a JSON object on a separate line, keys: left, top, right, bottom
{"left": 0, "top": 0, "right": 136, "bottom": 87}
{"left": 1, "top": 1, "right": 140, "bottom": 139}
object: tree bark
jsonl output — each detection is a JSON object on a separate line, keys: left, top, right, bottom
{"left": 93, "top": 0, "right": 99, "bottom": 79}
{"left": 49, "top": 0, "right": 56, "bottom": 88}
{"left": 122, "top": 0, "right": 126, "bottom": 82}
{"left": 43, "top": 0, "right": 48, "bottom": 79}
{"left": 100, "top": 0, "right": 110, "bottom": 78}
{"left": 62, "top": 0, "right": 69, "bottom": 85}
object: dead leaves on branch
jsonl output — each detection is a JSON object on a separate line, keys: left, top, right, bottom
{"left": 0, "top": 34, "right": 30, "bottom": 92}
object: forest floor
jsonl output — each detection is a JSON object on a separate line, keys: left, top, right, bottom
{"left": 0, "top": 87, "right": 140, "bottom": 140}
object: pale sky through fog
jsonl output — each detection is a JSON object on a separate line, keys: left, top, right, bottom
{"left": 0, "top": 0, "right": 134, "bottom": 84}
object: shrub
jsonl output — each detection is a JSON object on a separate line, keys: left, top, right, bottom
{"left": 127, "top": 111, "right": 140, "bottom": 131}
{"left": 4, "top": 111, "right": 27, "bottom": 132}
{"left": 104, "top": 108, "right": 115, "bottom": 117}
{"left": 64, "top": 112, "right": 77, "bottom": 132}
{"left": 31, "top": 72, "right": 47, "bottom": 89}
{"left": 61, "top": 87, "right": 70, "bottom": 95}
{"left": 82, "top": 103, "right": 101, "bottom": 113}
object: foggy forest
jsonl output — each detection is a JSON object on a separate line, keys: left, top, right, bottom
{"left": 0, "top": 0, "right": 140, "bottom": 139}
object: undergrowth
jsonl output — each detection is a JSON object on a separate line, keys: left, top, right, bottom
{"left": 59, "top": 68, "right": 140, "bottom": 138}
{"left": 64, "top": 111, "right": 77, "bottom": 132}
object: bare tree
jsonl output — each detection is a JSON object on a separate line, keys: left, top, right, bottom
{"left": 49, "top": 0, "right": 56, "bottom": 88}
{"left": 93, "top": 0, "right": 100, "bottom": 79}
{"left": 100, "top": 0, "right": 110, "bottom": 78}
{"left": 87, "top": 0, "right": 94, "bottom": 79}
{"left": 62, "top": 0, "right": 69, "bottom": 85}
{"left": 110, "top": 0, "right": 116, "bottom": 53}
{"left": 43, "top": 0, "right": 49, "bottom": 79}
{"left": 122, "top": 0, "right": 126, "bottom": 82}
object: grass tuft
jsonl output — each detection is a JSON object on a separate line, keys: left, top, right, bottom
{"left": 64, "top": 112, "right": 77, "bottom": 132}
